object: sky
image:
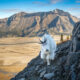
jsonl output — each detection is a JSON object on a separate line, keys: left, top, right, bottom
{"left": 0, "top": 0, "right": 80, "bottom": 19}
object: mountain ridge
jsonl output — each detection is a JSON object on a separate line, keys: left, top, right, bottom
{"left": 0, "top": 9, "right": 79, "bottom": 37}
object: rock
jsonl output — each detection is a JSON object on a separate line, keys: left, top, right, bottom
{"left": 35, "top": 65, "right": 40, "bottom": 71}
{"left": 18, "top": 78, "right": 25, "bottom": 80}
{"left": 10, "top": 78, "right": 15, "bottom": 80}
{"left": 70, "top": 64, "right": 76, "bottom": 80}
{"left": 66, "top": 52, "right": 80, "bottom": 66}
{"left": 59, "top": 56, "right": 67, "bottom": 65}
{"left": 77, "top": 73, "right": 80, "bottom": 80}
{"left": 43, "top": 73, "right": 54, "bottom": 80}
{"left": 71, "top": 71, "right": 76, "bottom": 80}
{"left": 40, "top": 70, "right": 46, "bottom": 78}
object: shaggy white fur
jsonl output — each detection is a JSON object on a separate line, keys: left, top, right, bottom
{"left": 40, "top": 34, "right": 57, "bottom": 65}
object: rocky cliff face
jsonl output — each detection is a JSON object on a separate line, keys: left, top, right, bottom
{"left": 0, "top": 9, "right": 79, "bottom": 37}
{"left": 11, "top": 22, "right": 80, "bottom": 80}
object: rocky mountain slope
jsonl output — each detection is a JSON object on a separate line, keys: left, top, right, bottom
{"left": 0, "top": 9, "right": 79, "bottom": 37}
{"left": 11, "top": 22, "right": 80, "bottom": 80}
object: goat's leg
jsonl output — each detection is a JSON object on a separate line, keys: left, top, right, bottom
{"left": 47, "top": 59, "right": 50, "bottom": 65}
{"left": 46, "top": 55, "right": 50, "bottom": 65}
{"left": 43, "top": 59, "right": 46, "bottom": 62}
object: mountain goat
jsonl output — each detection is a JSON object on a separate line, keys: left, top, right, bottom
{"left": 40, "top": 34, "right": 57, "bottom": 65}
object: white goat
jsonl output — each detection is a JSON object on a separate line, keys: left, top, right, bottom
{"left": 40, "top": 33, "right": 57, "bottom": 65}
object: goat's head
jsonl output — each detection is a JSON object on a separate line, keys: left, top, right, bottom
{"left": 39, "top": 38, "right": 47, "bottom": 44}
{"left": 39, "top": 37, "right": 50, "bottom": 55}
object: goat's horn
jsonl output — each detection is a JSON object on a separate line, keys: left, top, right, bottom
{"left": 39, "top": 39, "right": 43, "bottom": 44}
{"left": 44, "top": 39, "right": 47, "bottom": 43}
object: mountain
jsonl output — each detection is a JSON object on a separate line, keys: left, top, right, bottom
{"left": 0, "top": 9, "right": 79, "bottom": 37}
{"left": 11, "top": 21, "right": 80, "bottom": 80}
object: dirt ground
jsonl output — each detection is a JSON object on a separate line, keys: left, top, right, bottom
{"left": 0, "top": 37, "right": 40, "bottom": 80}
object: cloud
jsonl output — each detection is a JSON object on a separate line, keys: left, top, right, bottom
{"left": 77, "top": 16, "right": 80, "bottom": 18}
{"left": 73, "top": 14, "right": 80, "bottom": 18}
{"left": 76, "top": 1, "right": 80, "bottom": 3}
{"left": 50, "top": 0, "right": 61, "bottom": 4}
{"left": 67, "top": 8, "right": 80, "bottom": 18}
{"left": 0, "top": 9, "right": 22, "bottom": 13}
{"left": 68, "top": 8, "right": 80, "bottom": 11}
{"left": 33, "top": 0, "right": 62, "bottom": 6}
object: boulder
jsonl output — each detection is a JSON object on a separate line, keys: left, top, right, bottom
{"left": 43, "top": 73, "right": 54, "bottom": 80}
{"left": 40, "top": 70, "right": 46, "bottom": 78}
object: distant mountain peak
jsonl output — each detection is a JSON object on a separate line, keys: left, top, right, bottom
{"left": 54, "top": 9, "right": 64, "bottom": 13}
{"left": 0, "top": 9, "right": 79, "bottom": 37}
{"left": 15, "top": 12, "right": 27, "bottom": 16}
{"left": 17, "top": 12, "right": 27, "bottom": 15}
{"left": 53, "top": 9, "right": 70, "bottom": 16}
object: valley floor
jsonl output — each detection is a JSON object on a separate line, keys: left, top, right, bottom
{"left": 0, "top": 37, "right": 40, "bottom": 80}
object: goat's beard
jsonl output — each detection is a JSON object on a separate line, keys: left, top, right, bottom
{"left": 44, "top": 51, "right": 50, "bottom": 55}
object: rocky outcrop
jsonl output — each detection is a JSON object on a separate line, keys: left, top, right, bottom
{"left": 70, "top": 22, "right": 80, "bottom": 52}
{"left": 0, "top": 9, "right": 79, "bottom": 37}
{"left": 11, "top": 22, "right": 80, "bottom": 80}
